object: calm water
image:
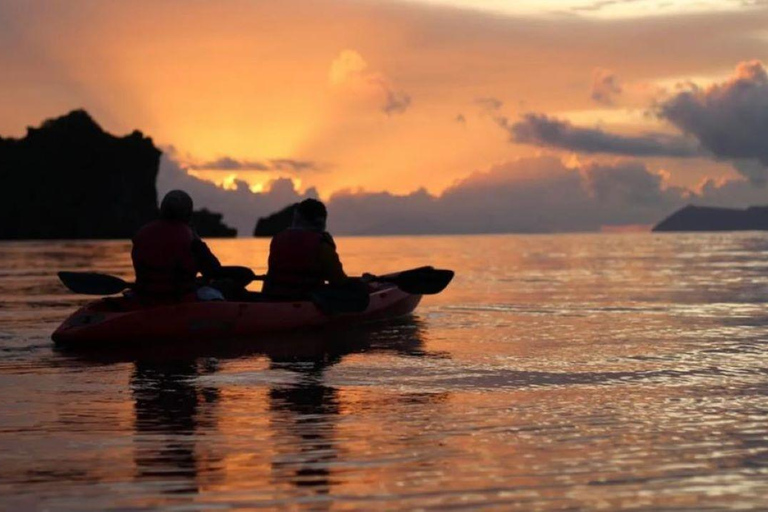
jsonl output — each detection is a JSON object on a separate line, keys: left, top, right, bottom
{"left": 1, "top": 234, "right": 768, "bottom": 511}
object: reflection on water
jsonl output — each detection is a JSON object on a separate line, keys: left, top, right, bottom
{"left": 268, "top": 355, "right": 341, "bottom": 498}
{"left": 98, "top": 318, "right": 434, "bottom": 509}
{"left": 132, "top": 360, "right": 221, "bottom": 495}
{"left": 2, "top": 234, "right": 768, "bottom": 510}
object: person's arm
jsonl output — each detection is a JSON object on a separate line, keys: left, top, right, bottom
{"left": 318, "top": 233, "right": 347, "bottom": 285}
{"left": 191, "top": 237, "right": 222, "bottom": 279}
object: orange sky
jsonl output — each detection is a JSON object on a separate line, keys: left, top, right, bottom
{"left": 1, "top": 0, "right": 767, "bottom": 200}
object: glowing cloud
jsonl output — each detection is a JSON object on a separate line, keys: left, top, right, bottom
{"left": 329, "top": 50, "right": 411, "bottom": 115}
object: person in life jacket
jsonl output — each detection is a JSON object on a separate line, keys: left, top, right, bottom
{"left": 263, "top": 198, "right": 348, "bottom": 297}
{"left": 131, "top": 190, "right": 224, "bottom": 301}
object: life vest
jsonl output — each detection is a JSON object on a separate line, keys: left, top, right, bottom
{"left": 265, "top": 229, "right": 327, "bottom": 295}
{"left": 131, "top": 220, "right": 198, "bottom": 297}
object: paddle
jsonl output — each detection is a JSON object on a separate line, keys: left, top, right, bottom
{"left": 56, "top": 268, "right": 371, "bottom": 314}
{"left": 310, "top": 279, "right": 370, "bottom": 314}
{"left": 57, "top": 267, "right": 263, "bottom": 296}
{"left": 57, "top": 265, "right": 452, "bottom": 312}
{"left": 58, "top": 271, "right": 132, "bottom": 296}
{"left": 368, "top": 266, "right": 454, "bottom": 295}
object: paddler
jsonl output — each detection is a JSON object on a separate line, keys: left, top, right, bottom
{"left": 131, "top": 190, "right": 226, "bottom": 302}
{"left": 263, "top": 198, "right": 349, "bottom": 297}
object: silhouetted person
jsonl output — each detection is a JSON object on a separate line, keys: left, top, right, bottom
{"left": 132, "top": 190, "right": 224, "bottom": 302}
{"left": 263, "top": 199, "right": 348, "bottom": 297}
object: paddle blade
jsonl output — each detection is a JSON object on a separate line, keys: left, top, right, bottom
{"left": 385, "top": 267, "right": 454, "bottom": 295}
{"left": 311, "top": 280, "right": 371, "bottom": 314}
{"left": 217, "top": 266, "right": 262, "bottom": 283}
{"left": 58, "top": 271, "right": 129, "bottom": 295}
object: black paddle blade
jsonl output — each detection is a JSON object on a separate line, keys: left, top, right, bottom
{"left": 58, "top": 271, "right": 130, "bottom": 295}
{"left": 217, "top": 266, "right": 261, "bottom": 282}
{"left": 311, "top": 280, "right": 371, "bottom": 314}
{"left": 386, "top": 267, "right": 454, "bottom": 295}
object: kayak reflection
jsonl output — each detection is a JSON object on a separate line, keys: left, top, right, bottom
{"left": 131, "top": 359, "right": 221, "bottom": 496}
{"left": 55, "top": 317, "right": 446, "bottom": 502}
{"left": 268, "top": 357, "right": 341, "bottom": 497}
{"left": 264, "top": 318, "right": 448, "bottom": 503}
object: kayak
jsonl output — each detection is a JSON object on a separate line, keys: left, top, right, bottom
{"left": 52, "top": 281, "right": 422, "bottom": 347}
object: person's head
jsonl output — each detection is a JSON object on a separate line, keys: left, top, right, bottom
{"left": 160, "top": 190, "right": 194, "bottom": 223}
{"left": 293, "top": 198, "right": 327, "bottom": 231}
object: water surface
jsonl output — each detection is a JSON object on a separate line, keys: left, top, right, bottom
{"left": 1, "top": 234, "right": 768, "bottom": 510}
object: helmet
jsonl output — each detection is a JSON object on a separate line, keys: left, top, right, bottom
{"left": 296, "top": 198, "right": 327, "bottom": 222}
{"left": 160, "top": 190, "right": 194, "bottom": 222}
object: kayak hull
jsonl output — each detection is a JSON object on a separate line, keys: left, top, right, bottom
{"left": 52, "top": 283, "right": 421, "bottom": 347}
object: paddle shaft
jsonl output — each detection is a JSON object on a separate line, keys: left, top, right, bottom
{"left": 58, "top": 266, "right": 452, "bottom": 296}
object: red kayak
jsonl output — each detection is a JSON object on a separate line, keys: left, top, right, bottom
{"left": 52, "top": 282, "right": 421, "bottom": 347}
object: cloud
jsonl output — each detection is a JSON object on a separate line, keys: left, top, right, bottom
{"left": 381, "top": 87, "right": 411, "bottom": 115}
{"left": 500, "top": 60, "right": 768, "bottom": 186}
{"left": 475, "top": 97, "right": 504, "bottom": 112}
{"left": 327, "top": 157, "right": 692, "bottom": 234}
{"left": 571, "top": 0, "right": 646, "bottom": 13}
{"left": 329, "top": 50, "right": 412, "bottom": 115}
{"left": 157, "top": 149, "right": 316, "bottom": 235}
{"left": 162, "top": 150, "right": 768, "bottom": 235}
{"left": 658, "top": 60, "right": 768, "bottom": 184}
{"left": 510, "top": 113, "right": 701, "bottom": 157}
{"left": 591, "top": 68, "right": 622, "bottom": 104}
{"left": 186, "top": 157, "right": 321, "bottom": 172}
{"left": 581, "top": 161, "right": 679, "bottom": 205}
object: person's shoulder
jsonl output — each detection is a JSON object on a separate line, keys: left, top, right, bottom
{"left": 320, "top": 231, "right": 337, "bottom": 248}
{"left": 133, "top": 219, "right": 159, "bottom": 241}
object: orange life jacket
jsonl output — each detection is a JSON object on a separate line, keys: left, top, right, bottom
{"left": 131, "top": 220, "right": 198, "bottom": 297}
{"left": 265, "top": 229, "right": 326, "bottom": 295}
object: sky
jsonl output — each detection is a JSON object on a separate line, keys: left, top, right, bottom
{"left": 2, "top": 0, "right": 768, "bottom": 233}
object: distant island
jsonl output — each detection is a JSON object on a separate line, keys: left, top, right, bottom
{"left": 0, "top": 110, "right": 236, "bottom": 239}
{"left": 193, "top": 209, "right": 238, "bottom": 238}
{"left": 653, "top": 205, "right": 768, "bottom": 232}
{"left": 253, "top": 203, "right": 296, "bottom": 237}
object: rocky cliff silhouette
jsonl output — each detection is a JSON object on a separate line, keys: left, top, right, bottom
{"left": 653, "top": 205, "right": 768, "bottom": 232}
{"left": 0, "top": 110, "right": 236, "bottom": 239}
{"left": 253, "top": 203, "right": 297, "bottom": 237}
{"left": 193, "top": 209, "right": 237, "bottom": 237}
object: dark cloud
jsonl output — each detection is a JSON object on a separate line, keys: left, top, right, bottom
{"left": 591, "top": 68, "right": 622, "bottom": 104}
{"left": 158, "top": 150, "right": 316, "bottom": 235}
{"left": 510, "top": 113, "right": 701, "bottom": 157}
{"left": 693, "top": 175, "right": 768, "bottom": 206}
{"left": 658, "top": 60, "right": 768, "bottom": 184}
{"left": 328, "top": 157, "right": 691, "bottom": 234}
{"left": 162, "top": 152, "right": 768, "bottom": 235}
{"left": 382, "top": 88, "right": 412, "bottom": 115}
{"left": 502, "top": 60, "right": 768, "bottom": 185}
{"left": 476, "top": 97, "right": 504, "bottom": 111}
{"left": 268, "top": 159, "right": 321, "bottom": 172}
{"left": 187, "top": 157, "right": 321, "bottom": 172}
{"left": 582, "top": 161, "right": 676, "bottom": 205}
{"left": 188, "top": 157, "right": 269, "bottom": 171}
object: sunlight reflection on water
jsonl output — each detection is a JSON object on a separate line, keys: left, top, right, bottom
{"left": 1, "top": 233, "right": 768, "bottom": 510}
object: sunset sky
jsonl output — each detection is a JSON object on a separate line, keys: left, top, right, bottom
{"left": 2, "top": 0, "right": 768, "bottom": 233}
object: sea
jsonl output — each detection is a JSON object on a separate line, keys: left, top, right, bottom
{"left": 1, "top": 233, "right": 768, "bottom": 511}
